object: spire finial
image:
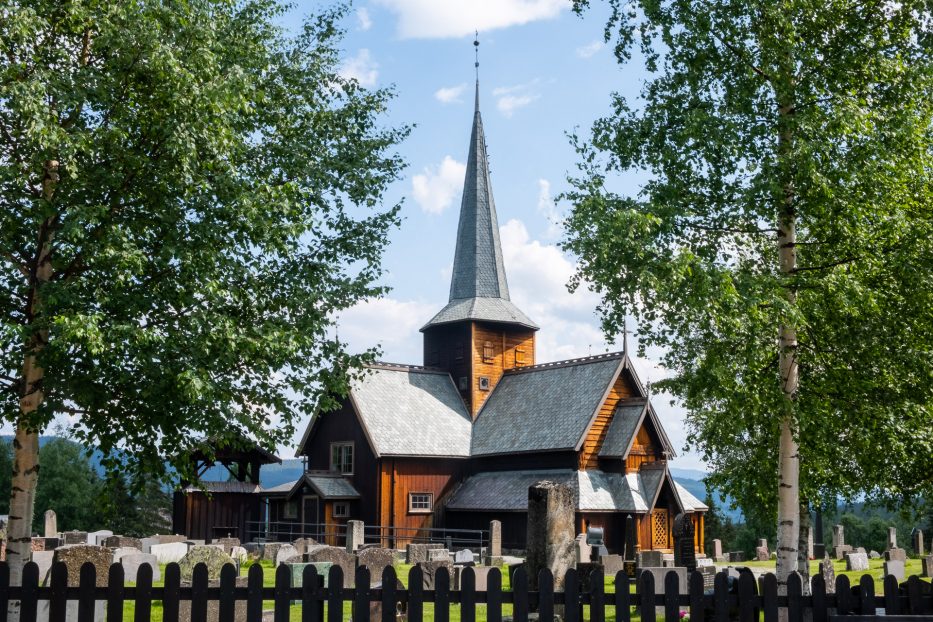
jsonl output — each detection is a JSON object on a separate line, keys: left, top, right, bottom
{"left": 474, "top": 32, "right": 480, "bottom": 110}
{"left": 623, "top": 317, "right": 630, "bottom": 357}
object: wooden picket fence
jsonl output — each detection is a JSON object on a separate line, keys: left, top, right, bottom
{"left": 0, "top": 560, "right": 930, "bottom": 622}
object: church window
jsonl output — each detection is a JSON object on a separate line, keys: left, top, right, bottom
{"left": 330, "top": 442, "right": 354, "bottom": 475}
{"left": 333, "top": 502, "right": 349, "bottom": 518}
{"left": 409, "top": 492, "right": 433, "bottom": 513}
{"left": 515, "top": 347, "right": 526, "bottom": 367}
{"left": 482, "top": 341, "right": 494, "bottom": 363}
{"left": 478, "top": 376, "right": 491, "bottom": 391}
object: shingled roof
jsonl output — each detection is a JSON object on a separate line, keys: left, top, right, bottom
{"left": 470, "top": 353, "right": 626, "bottom": 456}
{"left": 422, "top": 82, "right": 537, "bottom": 332}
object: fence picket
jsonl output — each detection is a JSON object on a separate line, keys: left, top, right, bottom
{"left": 435, "top": 566, "right": 450, "bottom": 622}
{"left": 810, "top": 573, "right": 826, "bottom": 622}
{"left": 408, "top": 566, "right": 424, "bottom": 622}
{"left": 537, "top": 569, "right": 553, "bottom": 622}
{"left": 835, "top": 575, "right": 851, "bottom": 615}
{"left": 327, "top": 566, "right": 344, "bottom": 622}
{"left": 615, "top": 571, "right": 631, "bottom": 622}
{"left": 762, "top": 573, "right": 778, "bottom": 622}
{"left": 276, "top": 562, "right": 294, "bottom": 622}
{"left": 303, "top": 564, "right": 323, "bottom": 622}
{"left": 665, "top": 570, "right": 679, "bottom": 622}
{"left": 485, "top": 567, "right": 501, "bottom": 622}
{"left": 162, "top": 563, "right": 181, "bottom": 622}
{"left": 713, "top": 571, "right": 728, "bottom": 622}
{"left": 107, "top": 562, "right": 125, "bottom": 622}
{"left": 133, "top": 561, "right": 152, "bottom": 622}
{"left": 191, "top": 563, "right": 209, "bottom": 622}
{"left": 883, "top": 574, "right": 900, "bottom": 615}
{"left": 77, "top": 561, "right": 96, "bottom": 622}
{"left": 0, "top": 561, "right": 9, "bottom": 622}
{"left": 858, "top": 574, "right": 875, "bottom": 615}
{"left": 48, "top": 562, "right": 66, "bottom": 622}
{"left": 219, "top": 563, "right": 237, "bottom": 622}
{"left": 786, "top": 572, "right": 802, "bottom": 622}
{"left": 564, "top": 568, "right": 579, "bottom": 622}
{"left": 353, "top": 567, "right": 370, "bottom": 622}
{"left": 591, "top": 567, "right": 606, "bottom": 622}
{"left": 382, "top": 566, "right": 398, "bottom": 622}
{"left": 461, "top": 567, "right": 476, "bottom": 622}
{"left": 689, "top": 571, "right": 704, "bottom": 622}
{"left": 639, "top": 567, "right": 656, "bottom": 622}
{"left": 906, "top": 576, "right": 923, "bottom": 614}
{"left": 247, "top": 563, "right": 264, "bottom": 622}
{"left": 738, "top": 569, "right": 755, "bottom": 622}
{"left": 20, "top": 561, "right": 39, "bottom": 622}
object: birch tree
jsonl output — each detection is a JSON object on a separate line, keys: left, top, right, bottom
{"left": 0, "top": 0, "right": 407, "bottom": 589}
{"left": 567, "top": 0, "right": 933, "bottom": 584}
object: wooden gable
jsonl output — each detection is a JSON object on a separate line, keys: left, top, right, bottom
{"left": 578, "top": 365, "right": 641, "bottom": 469}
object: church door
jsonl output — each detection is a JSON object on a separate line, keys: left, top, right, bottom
{"left": 652, "top": 508, "right": 669, "bottom": 549}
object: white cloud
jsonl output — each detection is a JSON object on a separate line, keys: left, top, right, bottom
{"left": 374, "top": 0, "right": 569, "bottom": 39}
{"left": 340, "top": 49, "right": 379, "bottom": 88}
{"left": 356, "top": 7, "right": 373, "bottom": 31}
{"left": 435, "top": 83, "right": 467, "bottom": 104}
{"left": 576, "top": 39, "right": 604, "bottom": 58}
{"left": 536, "top": 179, "right": 563, "bottom": 239}
{"left": 338, "top": 297, "right": 436, "bottom": 364}
{"left": 492, "top": 81, "right": 540, "bottom": 117}
{"left": 411, "top": 155, "right": 466, "bottom": 214}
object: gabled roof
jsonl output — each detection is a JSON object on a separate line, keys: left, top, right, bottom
{"left": 599, "top": 399, "right": 677, "bottom": 459}
{"left": 470, "top": 353, "right": 625, "bottom": 456}
{"left": 422, "top": 297, "right": 537, "bottom": 331}
{"left": 350, "top": 364, "right": 472, "bottom": 457}
{"left": 286, "top": 473, "right": 360, "bottom": 500}
{"left": 674, "top": 481, "right": 708, "bottom": 512}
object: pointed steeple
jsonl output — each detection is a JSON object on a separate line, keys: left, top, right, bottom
{"left": 421, "top": 40, "right": 537, "bottom": 332}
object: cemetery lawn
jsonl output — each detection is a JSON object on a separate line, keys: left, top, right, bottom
{"left": 734, "top": 558, "right": 931, "bottom": 589}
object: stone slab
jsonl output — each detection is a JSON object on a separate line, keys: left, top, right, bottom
{"left": 120, "top": 553, "right": 161, "bottom": 583}
{"left": 601, "top": 554, "right": 623, "bottom": 576}
{"left": 357, "top": 547, "right": 396, "bottom": 581}
{"left": 52, "top": 545, "right": 112, "bottom": 587}
{"left": 112, "top": 547, "right": 143, "bottom": 564}
{"left": 62, "top": 531, "right": 88, "bottom": 545}
{"left": 636, "top": 567, "right": 688, "bottom": 595}
{"left": 922, "top": 555, "right": 933, "bottom": 578}
{"left": 406, "top": 543, "right": 443, "bottom": 564}
{"left": 275, "top": 544, "right": 300, "bottom": 566}
{"left": 418, "top": 560, "right": 452, "bottom": 590}
{"left": 151, "top": 542, "right": 189, "bottom": 565}
{"left": 637, "top": 550, "right": 663, "bottom": 568}
{"left": 305, "top": 545, "right": 356, "bottom": 587}
{"left": 845, "top": 552, "right": 869, "bottom": 571}
{"left": 179, "top": 578, "right": 248, "bottom": 622}
{"left": 103, "top": 536, "right": 142, "bottom": 550}
{"left": 87, "top": 530, "right": 114, "bottom": 546}
{"left": 885, "top": 548, "right": 907, "bottom": 562}
{"left": 178, "top": 545, "right": 236, "bottom": 582}
{"left": 884, "top": 560, "right": 905, "bottom": 582}
{"left": 33, "top": 551, "right": 54, "bottom": 585}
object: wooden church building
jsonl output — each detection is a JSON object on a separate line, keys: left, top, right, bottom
{"left": 280, "top": 78, "right": 707, "bottom": 553}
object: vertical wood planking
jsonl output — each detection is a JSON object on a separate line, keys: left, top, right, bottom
{"left": 883, "top": 574, "right": 900, "bottom": 615}
{"left": 835, "top": 575, "right": 851, "bottom": 615}
{"left": 218, "top": 564, "right": 237, "bottom": 622}
{"left": 77, "top": 562, "right": 96, "bottom": 622}
{"left": 382, "top": 566, "right": 397, "bottom": 622}
{"left": 713, "top": 571, "right": 728, "bottom": 622}
{"left": 810, "top": 573, "right": 826, "bottom": 622}
{"left": 688, "top": 572, "right": 704, "bottom": 622}
{"left": 107, "top": 563, "right": 125, "bottom": 622}
{"left": 537, "top": 569, "right": 554, "bottom": 622}
{"left": 191, "top": 563, "right": 209, "bottom": 622}
{"left": 511, "top": 565, "right": 528, "bottom": 622}
{"left": 162, "top": 563, "right": 181, "bottom": 622}
{"left": 737, "top": 570, "right": 755, "bottom": 622}
{"left": 664, "top": 571, "right": 679, "bottom": 622}
{"left": 303, "top": 564, "right": 323, "bottom": 622}
{"left": 858, "top": 574, "right": 875, "bottom": 615}
{"left": 639, "top": 568, "right": 656, "bottom": 622}
{"left": 327, "top": 566, "right": 344, "bottom": 622}
{"left": 485, "top": 567, "right": 501, "bottom": 622}
{"left": 20, "top": 562, "right": 39, "bottom": 622}
{"left": 353, "top": 567, "right": 370, "bottom": 622}
{"left": 434, "top": 567, "right": 450, "bottom": 622}
{"left": 762, "top": 573, "right": 778, "bottom": 622}
{"left": 786, "top": 573, "right": 802, "bottom": 622}
{"left": 616, "top": 571, "right": 631, "bottom": 622}
{"left": 276, "top": 563, "right": 293, "bottom": 622}
{"left": 48, "top": 562, "right": 67, "bottom": 622}
{"left": 564, "top": 568, "right": 580, "bottom": 622}
{"left": 591, "top": 568, "right": 605, "bottom": 622}
{"left": 133, "top": 562, "right": 152, "bottom": 622}
{"left": 461, "top": 567, "right": 476, "bottom": 622}
{"left": 906, "top": 576, "right": 923, "bottom": 614}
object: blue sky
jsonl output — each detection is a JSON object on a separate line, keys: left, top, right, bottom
{"left": 279, "top": 1, "right": 706, "bottom": 470}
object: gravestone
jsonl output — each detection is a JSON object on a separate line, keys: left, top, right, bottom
{"left": 727, "top": 551, "right": 746, "bottom": 562}
{"left": 139, "top": 537, "right": 158, "bottom": 554}
{"left": 712, "top": 539, "right": 724, "bottom": 562}
{"left": 813, "top": 543, "right": 826, "bottom": 560}
{"left": 887, "top": 526, "right": 897, "bottom": 550}
{"left": 43, "top": 510, "right": 56, "bottom": 538}
{"left": 406, "top": 543, "right": 443, "bottom": 564}
{"left": 112, "top": 547, "right": 143, "bottom": 564}
{"left": 452, "top": 566, "right": 494, "bottom": 591}
{"left": 427, "top": 548, "right": 450, "bottom": 562}
{"left": 820, "top": 558, "right": 836, "bottom": 594}
{"left": 574, "top": 534, "right": 591, "bottom": 564}
{"left": 31, "top": 537, "right": 59, "bottom": 552}
{"left": 178, "top": 546, "right": 235, "bottom": 582}
{"left": 869, "top": 550, "right": 881, "bottom": 559}
{"left": 700, "top": 566, "right": 716, "bottom": 590}
{"left": 346, "top": 520, "right": 364, "bottom": 552}
{"left": 120, "top": 553, "right": 160, "bottom": 583}
{"left": 262, "top": 542, "right": 288, "bottom": 562}
{"left": 184, "top": 539, "right": 206, "bottom": 547}
{"left": 832, "top": 524, "right": 845, "bottom": 548}
{"left": 601, "top": 554, "right": 623, "bottom": 575}
{"left": 755, "top": 546, "right": 770, "bottom": 562}
{"left": 230, "top": 546, "right": 248, "bottom": 563}
{"left": 274, "top": 544, "right": 299, "bottom": 566}
{"left": 636, "top": 567, "right": 688, "bottom": 595}
{"left": 150, "top": 542, "right": 188, "bottom": 564}
{"left": 418, "top": 559, "right": 452, "bottom": 590}
{"left": 807, "top": 528, "right": 814, "bottom": 559}
{"left": 922, "top": 555, "right": 933, "bottom": 578}
{"left": 294, "top": 538, "right": 318, "bottom": 556}
{"left": 214, "top": 537, "right": 240, "bottom": 553}
{"left": 62, "top": 530, "right": 88, "bottom": 545}
{"left": 624, "top": 515, "right": 637, "bottom": 561}
{"left": 33, "top": 550, "right": 54, "bottom": 584}
{"left": 453, "top": 549, "right": 475, "bottom": 566}
{"left": 845, "top": 552, "right": 869, "bottom": 571}
{"left": 489, "top": 520, "right": 502, "bottom": 562}
{"left": 833, "top": 544, "right": 852, "bottom": 560}
{"left": 884, "top": 559, "right": 905, "bottom": 582}
{"left": 305, "top": 544, "right": 356, "bottom": 587}
{"left": 44, "top": 545, "right": 111, "bottom": 622}
{"left": 357, "top": 547, "right": 395, "bottom": 579}
{"left": 526, "top": 481, "right": 575, "bottom": 591}
{"left": 103, "top": 536, "right": 142, "bottom": 550}
{"left": 885, "top": 547, "right": 907, "bottom": 562}
{"left": 672, "top": 513, "right": 696, "bottom": 572}
{"left": 288, "top": 561, "right": 331, "bottom": 590}
{"left": 87, "top": 530, "right": 113, "bottom": 546}
{"left": 912, "top": 528, "right": 925, "bottom": 557}
{"left": 154, "top": 534, "right": 187, "bottom": 544}
{"left": 637, "top": 550, "right": 663, "bottom": 567}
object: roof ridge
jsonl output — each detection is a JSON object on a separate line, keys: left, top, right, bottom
{"left": 367, "top": 361, "right": 450, "bottom": 374}
{"left": 503, "top": 351, "right": 625, "bottom": 374}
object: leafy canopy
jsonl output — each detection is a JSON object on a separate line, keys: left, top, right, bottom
{"left": 566, "top": 0, "right": 933, "bottom": 515}
{"left": 0, "top": 0, "right": 408, "bottom": 479}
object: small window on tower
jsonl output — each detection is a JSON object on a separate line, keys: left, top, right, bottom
{"left": 454, "top": 343, "right": 464, "bottom": 361}
{"left": 515, "top": 347, "right": 526, "bottom": 367}
{"left": 482, "top": 341, "right": 494, "bottom": 363}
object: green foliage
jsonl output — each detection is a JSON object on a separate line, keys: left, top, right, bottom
{"left": 566, "top": 0, "right": 933, "bottom": 517}
{"left": 33, "top": 437, "right": 100, "bottom": 532}
{"left": 0, "top": 1, "right": 408, "bottom": 482}
{"left": 96, "top": 472, "right": 171, "bottom": 537}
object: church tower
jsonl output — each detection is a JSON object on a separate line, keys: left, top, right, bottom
{"left": 421, "top": 58, "right": 538, "bottom": 418}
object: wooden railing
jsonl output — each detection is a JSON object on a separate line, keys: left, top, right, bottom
{"left": 0, "top": 561, "right": 930, "bottom": 622}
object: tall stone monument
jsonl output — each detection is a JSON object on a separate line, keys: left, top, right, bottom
{"left": 526, "top": 481, "right": 575, "bottom": 591}
{"left": 912, "top": 528, "right": 925, "bottom": 557}
{"left": 887, "top": 527, "right": 897, "bottom": 551}
{"left": 672, "top": 513, "right": 696, "bottom": 572}
{"left": 624, "top": 515, "right": 637, "bottom": 561}
{"left": 43, "top": 510, "right": 56, "bottom": 538}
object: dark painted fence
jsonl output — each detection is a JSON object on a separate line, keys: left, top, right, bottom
{"left": 0, "top": 561, "right": 931, "bottom": 622}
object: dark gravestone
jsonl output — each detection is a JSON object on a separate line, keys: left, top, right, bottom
{"left": 813, "top": 543, "right": 826, "bottom": 559}
{"left": 820, "top": 558, "right": 836, "bottom": 594}
{"left": 624, "top": 515, "right": 637, "bottom": 561}
{"left": 672, "top": 513, "right": 696, "bottom": 572}
{"left": 526, "top": 480, "right": 575, "bottom": 591}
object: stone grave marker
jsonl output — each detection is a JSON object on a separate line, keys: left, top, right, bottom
{"left": 154, "top": 534, "right": 187, "bottom": 544}
{"left": 453, "top": 549, "right": 475, "bottom": 566}
{"left": 62, "top": 530, "right": 88, "bottom": 545}
{"left": 427, "top": 548, "right": 450, "bottom": 562}
{"left": 885, "top": 548, "right": 907, "bottom": 562}
{"left": 31, "top": 537, "right": 59, "bottom": 552}
{"left": 601, "top": 554, "right": 623, "bottom": 575}
{"left": 139, "top": 537, "right": 158, "bottom": 554}
{"left": 845, "top": 552, "right": 869, "bottom": 571}
{"left": 262, "top": 542, "right": 287, "bottom": 562}
{"left": 112, "top": 547, "right": 143, "bottom": 564}
{"left": 636, "top": 567, "right": 688, "bottom": 595}
{"left": 755, "top": 546, "right": 770, "bottom": 562}
{"left": 87, "top": 530, "right": 113, "bottom": 546}
{"left": 712, "top": 539, "right": 724, "bottom": 562}
{"left": 53, "top": 545, "right": 113, "bottom": 586}
{"left": 638, "top": 550, "right": 663, "bottom": 567}
{"left": 305, "top": 545, "right": 356, "bottom": 587}
{"left": 274, "top": 544, "right": 299, "bottom": 566}
{"left": 489, "top": 520, "right": 502, "bottom": 560}
{"left": 345, "top": 520, "right": 364, "bottom": 552}
{"left": 673, "top": 513, "right": 696, "bottom": 571}
{"left": 405, "top": 543, "right": 443, "bottom": 564}
{"left": 178, "top": 545, "right": 235, "bottom": 582}
{"left": 43, "top": 510, "right": 56, "bottom": 538}
{"left": 230, "top": 546, "right": 248, "bottom": 563}
{"left": 103, "top": 536, "right": 142, "bottom": 550}
{"left": 912, "top": 528, "right": 925, "bottom": 557}
{"left": 214, "top": 537, "right": 239, "bottom": 553}
{"left": 884, "top": 559, "right": 905, "bottom": 582}
{"left": 832, "top": 524, "right": 845, "bottom": 548}
{"left": 150, "top": 541, "right": 188, "bottom": 564}
{"left": 869, "top": 550, "right": 881, "bottom": 559}
{"left": 574, "top": 533, "right": 591, "bottom": 564}
{"left": 120, "top": 553, "right": 160, "bottom": 583}
{"left": 417, "top": 559, "right": 452, "bottom": 590}
{"left": 32, "top": 551, "right": 54, "bottom": 584}
{"left": 179, "top": 577, "right": 248, "bottom": 622}
{"left": 294, "top": 538, "right": 318, "bottom": 556}
{"left": 887, "top": 526, "right": 897, "bottom": 550}
{"left": 922, "top": 555, "right": 933, "bottom": 578}
{"left": 833, "top": 544, "right": 852, "bottom": 560}
{"left": 727, "top": 551, "right": 746, "bottom": 562}
{"left": 526, "top": 480, "right": 575, "bottom": 591}
{"left": 357, "top": 547, "right": 395, "bottom": 580}
{"left": 820, "top": 558, "right": 836, "bottom": 594}
{"left": 624, "top": 515, "right": 637, "bottom": 561}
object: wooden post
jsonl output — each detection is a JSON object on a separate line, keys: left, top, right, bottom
{"left": 133, "top": 563, "right": 152, "bottom": 622}
{"left": 77, "top": 562, "right": 95, "bottom": 622}
{"left": 485, "top": 567, "right": 501, "bottom": 622}
{"left": 107, "top": 563, "right": 126, "bottom": 622}
{"left": 303, "top": 564, "right": 323, "bottom": 622}
{"left": 615, "top": 571, "right": 631, "bottom": 622}
{"left": 49, "top": 563, "right": 66, "bottom": 622}
{"left": 219, "top": 565, "right": 236, "bottom": 622}
{"left": 162, "top": 563, "right": 181, "bottom": 622}
{"left": 537, "top": 569, "right": 554, "bottom": 622}
{"left": 247, "top": 564, "right": 264, "bottom": 622}
{"left": 590, "top": 568, "right": 605, "bottom": 622}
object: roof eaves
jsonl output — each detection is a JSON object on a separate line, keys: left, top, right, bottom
{"left": 347, "top": 388, "right": 382, "bottom": 459}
